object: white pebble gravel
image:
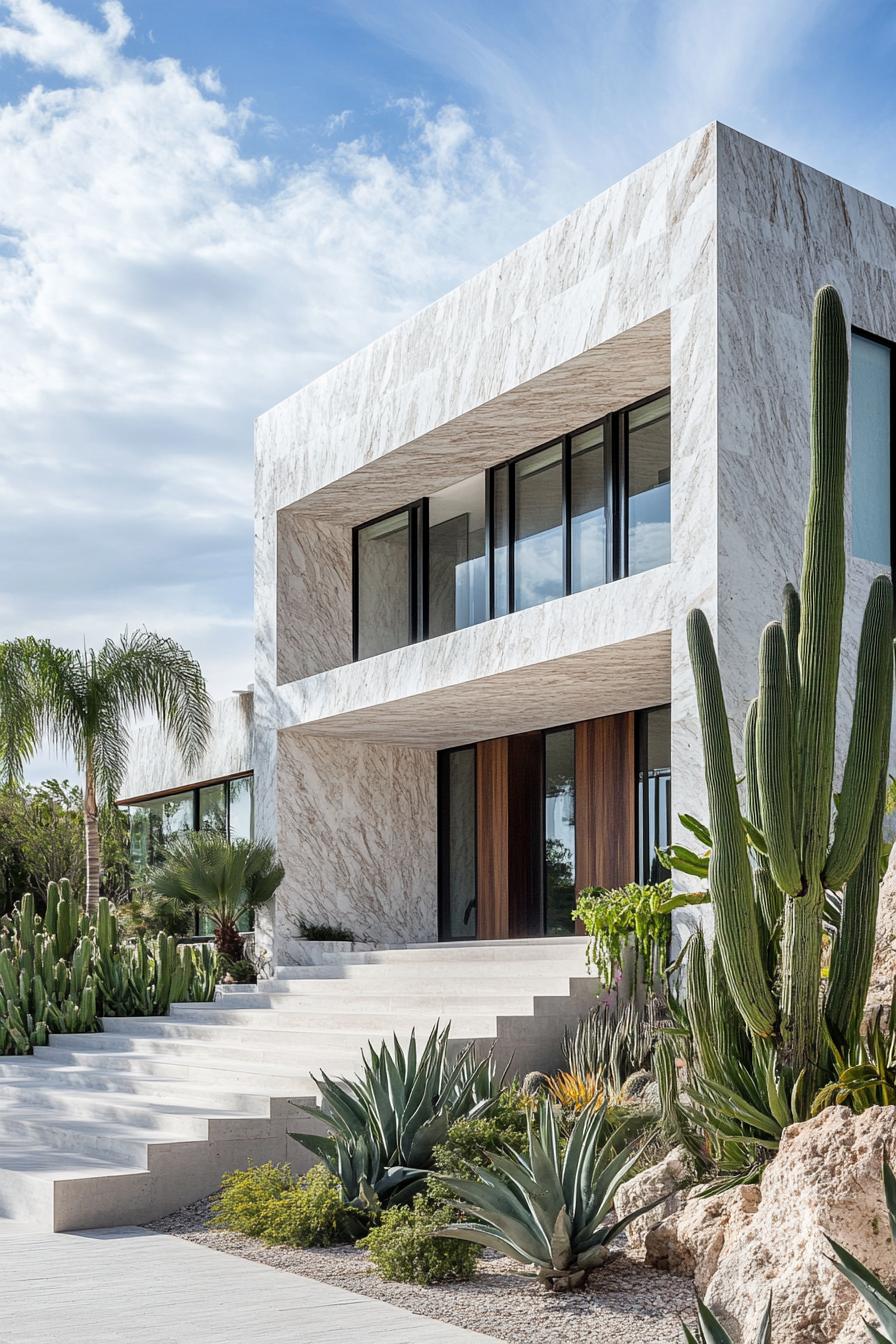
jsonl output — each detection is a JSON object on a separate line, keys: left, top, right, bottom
{"left": 147, "top": 1196, "right": 695, "bottom": 1343}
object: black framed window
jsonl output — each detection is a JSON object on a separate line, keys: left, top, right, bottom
{"left": 851, "top": 329, "right": 894, "bottom": 570}
{"left": 352, "top": 389, "right": 670, "bottom": 661}
{"left": 625, "top": 393, "right": 671, "bottom": 576}
{"left": 428, "top": 473, "right": 487, "bottom": 637}
{"left": 514, "top": 442, "right": 565, "bottom": 611}
{"left": 437, "top": 747, "right": 477, "bottom": 941}
{"left": 636, "top": 705, "right": 671, "bottom": 884}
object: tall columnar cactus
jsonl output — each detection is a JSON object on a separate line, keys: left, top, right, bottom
{"left": 0, "top": 885, "right": 218, "bottom": 1056}
{"left": 688, "top": 285, "right": 894, "bottom": 1075}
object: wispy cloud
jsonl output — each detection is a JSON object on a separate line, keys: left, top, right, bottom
{"left": 3, "top": 0, "right": 896, "bottom": 787}
{"left": 0, "top": 0, "right": 541, "bottom": 786}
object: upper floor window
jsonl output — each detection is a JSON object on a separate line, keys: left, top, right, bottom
{"left": 352, "top": 389, "right": 671, "bottom": 660}
{"left": 851, "top": 330, "right": 893, "bottom": 569}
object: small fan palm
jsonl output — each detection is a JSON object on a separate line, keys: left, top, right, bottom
{"left": 151, "top": 832, "right": 284, "bottom": 958}
{"left": 0, "top": 633, "right": 210, "bottom": 912}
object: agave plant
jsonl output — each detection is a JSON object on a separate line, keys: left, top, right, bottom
{"left": 291, "top": 1023, "right": 505, "bottom": 1211}
{"left": 827, "top": 1161, "right": 896, "bottom": 1342}
{"left": 564, "top": 994, "right": 663, "bottom": 1094}
{"left": 681, "top": 1295, "right": 772, "bottom": 1343}
{"left": 437, "top": 1096, "right": 663, "bottom": 1290}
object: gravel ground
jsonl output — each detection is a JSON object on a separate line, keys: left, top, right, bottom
{"left": 147, "top": 1196, "right": 695, "bottom": 1343}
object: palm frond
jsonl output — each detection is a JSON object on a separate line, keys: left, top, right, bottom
{"left": 96, "top": 629, "right": 211, "bottom": 777}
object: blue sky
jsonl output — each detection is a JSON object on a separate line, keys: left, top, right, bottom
{"left": 1, "top": 0, "right": 896, "bottom": 781}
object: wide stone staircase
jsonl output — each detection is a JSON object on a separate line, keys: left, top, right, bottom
{"left": 0, "top": 937, "right": 595, "bottom": 1231}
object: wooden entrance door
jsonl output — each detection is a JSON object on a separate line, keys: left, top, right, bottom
{"left": 472, "top": 712, "right": 636, "bottom": 939}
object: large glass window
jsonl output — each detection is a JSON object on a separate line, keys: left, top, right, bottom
{"left": 438, "top": 747, "right": 477, "bottom": 940}
{"left": 198, "top": 783, "right": 226, "bottom": 834}
{"left": 852, "top": 332, "right": 892, "bottom": 567}
{"left": 571, "top": 424, "right": 607, "bottom": 593}
{"left": 626, "top": 394, "right": 671, "bottom": 576}
{"left": 637, "top": 705, "right": 671, "bottom": 884}
{"left": 352, "top": 390, "right": 670, "bottom": 659}
{"left": 428, "top": 474, "right": 487, "bottom": 637}
{"left": 228, "top": 775, "right": 254, "bottom": 841}
{"left": 544, "top": 728, "right": 576, "bottom": 937}
{"left": 514, "top": 442, "right": 564, "bottom": 611}
{"left": 355, "top": 509, "right": 413, "bottom": 659}
{"left": 492, "top": 465, "right": 510, "bottom": 618}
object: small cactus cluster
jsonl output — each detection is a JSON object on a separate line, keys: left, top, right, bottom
{"left": 0, "top": 879, "right": 218, "bottom": 1056}
{"left": 686, "top": 285, "right": 894, "bottom": 1077}
{"left": 0, "top": 884, "right": 95, "bottom": 1054}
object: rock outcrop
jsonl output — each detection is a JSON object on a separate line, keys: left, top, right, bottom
{"left": 699, "top": 1107, "right": 895, "bottom": 1343}
{"left": 614, "top": 1145, "right": 692, "bottom": 1250}
{"left": 645, "top": 1181, "right": 760, "bottom": 1293}
{"left": 869, "top": 844, "right": 896, "bottom": 1011}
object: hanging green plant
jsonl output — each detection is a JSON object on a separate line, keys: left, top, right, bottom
{"left": 572, "top": 880, "right": 674, "bottom": 984}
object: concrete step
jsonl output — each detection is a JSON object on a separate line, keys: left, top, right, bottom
{"left": 323, "top": 938, "right": 588, "bottom": 965}
{"left": 268, "top": 961, "right": 589, "bottom": 983}
{"left": 0, "top": 1062, "right": 285, "bottom": 1113}
{"left": 0, "top": 938, "right": 591, "bottom": 1230}
{"left": 29, "top": 1047, "right": 325, "bottom": 1094}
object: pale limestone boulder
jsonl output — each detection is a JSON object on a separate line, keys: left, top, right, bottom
{"left": 868, "top": 845, "right": 896, "bottom": 1010}
{"left": 645, "top": 1182, "right": 760, "bottom": 1293}
{"left": 614, "top": 1146, "right": 694, "bottom": 1250}
{"left": 705, "top": 1106, "right": 896, "bottom": 1343}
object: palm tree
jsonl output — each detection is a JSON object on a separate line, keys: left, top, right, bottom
{"left": 0, "top": 631, "right": 211, "bottom": 913}
{"left": 150, "top": 832, "right": 284, "bottom": 960}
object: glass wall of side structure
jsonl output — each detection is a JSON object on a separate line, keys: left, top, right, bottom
{"left": 352, "top": 389, "right": 671, "bottom": 661}
{"left": 124, "top": 774, "right": 255, "bottom": 936}
{"left": 851, "top": 330, "right": 893, "bottom": 568}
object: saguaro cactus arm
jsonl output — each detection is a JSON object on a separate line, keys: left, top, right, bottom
{"left": 756, "top": 622, "right": 802, "bottom": 897}
{"left": 797, "top": 285, "right": 848, "bottom": 883}
{"left": 824, "top": 574, "right": 894, "bottom": 891}
{"left": 687, "top": 608, "right": 777, "bottom": 1037}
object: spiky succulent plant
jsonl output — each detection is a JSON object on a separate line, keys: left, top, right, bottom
{"left": 436, "top": 1096, "right": 662, "bottom": 1290}
{"left": 827, "top": 1161, "right": 896, "bottom": 1342}
{"left": 291, "top": 1023, "right": 506, "bottom": 1210}
{"left": 681, "top": 1295, "right": 771, "bottom": 1343}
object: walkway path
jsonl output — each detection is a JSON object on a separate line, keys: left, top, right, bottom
{"left": 0, "top": 1221, "right": 500, "bottom": 1344}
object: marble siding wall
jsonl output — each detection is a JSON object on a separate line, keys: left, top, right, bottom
{"left": 716, "top": 125, "right": 896, "bottom": 781}
{"left": 276, "top": 512, "right": 352, "bottom": 683}
{"left": 118, "top": 692, "right": 254, "bottom": 801}
{"left": 274, "top": 731, "right": 438, "bottom": 953}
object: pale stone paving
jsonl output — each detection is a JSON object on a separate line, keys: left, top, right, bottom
{"left": 0, "top": 1221, "right": 500, "bottom": 1344}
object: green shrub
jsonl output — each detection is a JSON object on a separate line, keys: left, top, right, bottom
{"left": 262, "top": 1165, "right": 352, "bottom": 1247}
{"left": 360, "top": 1195, "right": 477, "bottom": 1285}
{"left": 209, "top": 1162, "right": 293, "bottom": 1238}
{"left": 210, "top": 1163, "right": 355, "bottom": 1248}
{"left": 432, "top": 1090, "right": 528, "bottom": 1178}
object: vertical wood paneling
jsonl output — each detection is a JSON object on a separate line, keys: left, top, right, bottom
{"left": 476, "top": 738, "right": 509, "bottom": 940}
{"left": 575, "top": 712, "right": 636, "bottom": 892}
{"left": 507, "top": 732, "right": 544, "bottom": 937}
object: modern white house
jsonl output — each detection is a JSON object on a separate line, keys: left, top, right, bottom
{"left": 7, "top": 120, "right": 885, "bottom": 1234}
{"left": 120, "top": 120, "right": 895, "bottom": 962}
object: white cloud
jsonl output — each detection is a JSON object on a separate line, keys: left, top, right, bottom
{"left": 0, "top": 0, "right": 542, "bottom": 789}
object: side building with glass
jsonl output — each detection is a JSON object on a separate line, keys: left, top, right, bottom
{"left": 122, "top": 124, "right": 896, "bottom": 963}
